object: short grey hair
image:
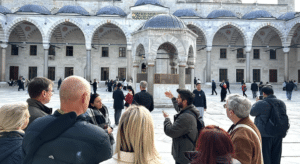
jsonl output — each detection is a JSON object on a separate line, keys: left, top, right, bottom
{"left": 140, "top": 81, "right": 147, "bottom": 88}
{"left": 226, "top": 94, "right": 251, "bottom": 119}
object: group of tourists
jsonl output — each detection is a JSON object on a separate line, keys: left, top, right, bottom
{"left": 0, "top": 76, "right": 290, "bottom": 164}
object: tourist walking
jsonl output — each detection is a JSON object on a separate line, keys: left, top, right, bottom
{"left": 286, "top": 80, "right": 294, "bottom": 100}
{"left": 251, "top": 81, "right": 258, "bottom": 99}
{"left": 282, "top": 81, "right": 287, "bottom": 91}
{"left": 242, "top": 83, "right": 247, "bottom": 97}
{"left": 102, "top": 105, "right": 164, "bottom": 164}
{"left": 194, "top": 77, "right": 197, "bottom": 88}
{"left": 259, "top": 81, "right": 264, "bottom": 96}
{"left": 225, "top": 94, "right": 263, "bottom": 164}
{"left": 125, "top": 86, "right": 134, "bottom": 108}
{"left": 133, "top": 81, "right": 154, "bottom": 112}
{"left": 113, "top": 83, "right": 125, "bottom": 126}
{"left": 294, "top": 80, "right": 297, "bottom": 91}
{"left": 90, "top": 79, "right": 98, "bottom": 94}
{"left": 0, "top": 102, "right": 30, "bottom": 164}
{"left": 26, "top": 77, "right": 53, "bottom": 130}
{"left": 226, "top": 79, "right": 231, "bottom": 94}
{"left": 57, "top": 78, "right": 62, "bottom": 90}
{"left": 211, "top": 80, "right": 217, "bottom": 95}
{"left": 220, "top": 80, "right": 227, "bottom": 102}
{"left": 22, "top": 76, "right": 112, "bottom": 164}
{"left": 17, "top": 76, "right": 25, "bottom": 91}
{"left": 164, "top": 89, "right": 199, "bottom": 164}
{"left": 250, "top": 87, "right": 289, "bottom": 164}
{"left": 193, "top": 82, "right": 206, "bottom": 121}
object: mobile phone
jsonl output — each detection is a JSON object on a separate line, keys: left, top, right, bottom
{"left": 259, "top": 96, "right": 263, "bottom": 100}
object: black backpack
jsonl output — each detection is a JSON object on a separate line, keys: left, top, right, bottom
{"left": 182, "top": 110, "right": 205, "bottom": 147}
{"left": 264, "top": 99, "right": 290, "bottom": 138}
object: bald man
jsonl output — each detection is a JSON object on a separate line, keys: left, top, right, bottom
{"left": 23, "top": 76, "right": 112, "bottom": 164}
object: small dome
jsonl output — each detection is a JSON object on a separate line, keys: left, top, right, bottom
{"left": 134, "top": 0, "right": 162, "bottom": 6}
{"left": 17, "top": 4, "right": 51, "bottom": 15}
{"left": 96, "top": 6, "right": 126, "bottom": 16}
{"left": 0, "top": 6, "right": 12, "bottom": 14}
{"left": 142, "top": 14, "right": 186, "bottom": 30}
{"left": 242, "top": 10, "right": 273, "bottom": 19}
{"left": 57, "top": 5, "right": 89, "bottom": 16}
{"left": 207, "top": 9, "right": 237, "bottom": 19}
{"left": 277, "top": 12, "right": 296, "bottom": 21}
{"left": 173, "top": 9, "right": 201, "bottom": 18}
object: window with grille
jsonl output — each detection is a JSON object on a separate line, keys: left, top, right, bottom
{"left": 48, "top": 67, "right": 55, "bottom": 81}
{"left": 220, "top": 49, "right": 227, "bottom": 58}
{"left": 101, "top": 67, "right": 109, "bottom": 81}
{"left": 9, "top": 66, "right": 19, "bottom": 80}
{"left": 65, "top": 67, "right": 74, "bottom": 78}
{"left": 66, "top": 46, "right": 73, "bottom": 56}
{"left": 236, "top": 69, "right": 244, "bottom": 83}
{"left": 119, "top": 47, "right": 126, "bottom": 57}
{"left": 270, "top": 50, "right": 276, "bottom": 59}
{"left": 29, "top": 67, "right": 37, "bottom": 80}
{"left": 49, "top": 45, "right": 55, "bottom": 56}
{"left": 253, "top": 69, "right": 260, "bottom": 82}
{"left": 253, "top": 49, "right": 260, "bottom": 59}
{"left": 118, "top": 68, "right": 126, "bottom": 80}
{"left": 237, "top": 48, "right": 244, "bottom": 58}
{"left": 269, "top": 69, "right": 277, "bottom": 82}
{"left": 102, "top": 47, "right": 109, "bottom": 57}
{"left": 30, "top": 45, "right": 37, "bottom": 56}
{"left": 11, "top": 45, "right": 18, "bottom": 55}
{"left": 219, "top": 69, "right": 227, "bottom": 82}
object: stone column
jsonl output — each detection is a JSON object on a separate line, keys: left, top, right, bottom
{"left": 1, "top": 44, "right": 8, "bottom": 82}
{"left": 245, "top": 46, "right": 252, "bottom": 83}
{"left": 206, "top": 46, "right": 212, "bottom": 82}
{"left": 283, "top": 47, "right": 290, "bottom": 81}
{"left": 127, "top": 49, "right": 132, "bottom": 81}
{"left": 178, "top": 56, "right": 188, "bottom": 89}
{"left": 86, "top": 50, "right": 91, "bottom": 82}
{"left": 43, "top": 44, "right": 50, "bottom": 78}
{"left": 132, "top": 60, "right": 139, "bottom": 91}
{"left": 188, "top": 58, "right": 195, "bottom": 90}
{"left": 147, "top": 57, "right": 155, "bottom": 96}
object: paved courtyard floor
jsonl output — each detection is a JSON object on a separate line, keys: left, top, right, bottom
{"left": 1, "top": 85, "right": 300, "bottom": 163}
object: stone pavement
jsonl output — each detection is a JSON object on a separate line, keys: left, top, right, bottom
{"left": 0, "top": 86, "right": 300, "bottom": 163}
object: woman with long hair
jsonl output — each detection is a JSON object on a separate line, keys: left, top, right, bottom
{"left": 185, "top": 125, "right": 240, "bottom": 164}
{"left": 102, "top": 105, "right": 164, "bottom": 164}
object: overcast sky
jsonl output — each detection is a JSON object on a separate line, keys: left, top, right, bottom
{"left": 242, "top": 0, "right": 300, "bottom": 11}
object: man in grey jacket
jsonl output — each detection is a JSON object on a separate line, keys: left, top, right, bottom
{"left": 164, "top": 89, "right": 200, "bottom": 164}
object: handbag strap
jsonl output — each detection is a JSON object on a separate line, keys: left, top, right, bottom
{"left": 233, "top": 124, "right": 264, "bottom": 164}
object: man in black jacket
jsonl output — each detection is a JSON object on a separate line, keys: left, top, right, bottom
{"left": 17, "top": 76, "right": 25, "bottom": 91}
{"left": 133, "top": 81, "right": 154, "bottom": 112}
{"left": 286, "top": 80, "right": 294, "bottom": 100}
{"left": 23, "top": 76, "right": 112, "bottom": 164}
{"left": 193, "top": 82, "right": 206, "bottom": 121}
{"left": 25, "top": 77, "right": 53, "bottom": 131}
{"left": 251, "top": 81, "right": 259, "bottom": 99}
{"left": 211, "top": 80, "right": 217, "bottom": 95}
{"left": 112, "top": 83, "right": 125, "bottom": 126}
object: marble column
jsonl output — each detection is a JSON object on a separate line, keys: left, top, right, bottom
{"left": 126, "top": 49, "right": 132, "bottom": 81}
{"left": 132, "top": 61, "right": 139, "bottom": 91}
{"left": 189, "top": 65, "right": 195, "bottom": 90}
{"left": 245, "top": 46, "right": 252, "bottom": 83}
{"left": 1, "top": 44, "right": 8, "bottom": 82}
{"left": 147, "top": 59, "right": 155, "bottom": 96}
{"left": 206, "top": 46, "right": 212, "bottom": 82}
{"left": 86, "top": 50, "right": 92, "bottom": 82}
{"left": 283, "top": 48, "right": 290, "bottom": 81}
{"left": 43, "top": 44, "right": 50, "bottom": 78}
{"left": 179, "top": 64, "right": 186, "bottom": 89}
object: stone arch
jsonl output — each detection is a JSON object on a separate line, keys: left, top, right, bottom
{"left": 286, "top": 22, "right": 300, "bottom": 46}
{"left": 27, "top": 28, "right": 40, "bottom": 40}
{"left": 132, "top": 37, "right": 148, "bottom": 58}
{"left": 210, "top": 22, "right": 248, "bottom": 46}
{"left": 264, "top": 31, "right": 279, "bottom": 46}
{"left": 250, "top": 23, "right": 284, "bottom": 46}
{"left": 0, "top": 24, "right": 4, "bottom": 42}
{"left": 136, "top": 43, "right": 145, "bottom": 56}
{"left": 150, "top": 34, "right": 185, "bottom": 59}
{"left": 188, "top": 45, "right": 195, "bottom": 58}
{"left": 64, "top": 28, "right": 84, "bottom": 40}
{"left": 89, "top": 20, "right": 130, "bottom": 44}
{"left": 46, "top": 19, "right": 87, "bottom": 43}
{"left": 186, "top": 21, "right": 207, "bottom": 44}
{"left": 252, "top": 33, "right": 264, "bottom": 46}
{"left": 5, "top": 18, "right": 45, "bottom": 42}
{"left": 215, "top": 31, "right": 230, "bottom": 44}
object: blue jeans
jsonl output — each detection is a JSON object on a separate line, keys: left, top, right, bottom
{"left": 286, "top": 91, "right": 292, "bottom": 100}
{"left": 196, "top": 107, "right": 204, "bottom": 121}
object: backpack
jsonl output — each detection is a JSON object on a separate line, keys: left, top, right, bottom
{"left": 182, "top": 110, "right": 205, "bottom": 147}
{"left": 264, "top": 99, "right": 290, "bottom": 138}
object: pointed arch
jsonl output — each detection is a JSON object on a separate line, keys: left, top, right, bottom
{"left": 286, "top": 22, "right": 300, "bottom": 46}
{"left": 186, "top": 21, "right": 207, "bottom": 45}
{"left": 250, "top": 23, "right": 284, "bottom": 46}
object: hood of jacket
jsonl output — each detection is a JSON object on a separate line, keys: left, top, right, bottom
{"left": 180, "top": 104, "right": 200, "bottom": 118}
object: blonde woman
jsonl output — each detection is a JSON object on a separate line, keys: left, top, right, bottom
{"left": 102, "top": 105, "right": 164, "bottom": 164}
{"left": 0, "top": 102, "right": 30, "bottom": 164}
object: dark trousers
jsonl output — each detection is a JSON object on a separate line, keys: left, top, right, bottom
{"left": 227, "top": 87, "right": 231, "bottom": 94}
{"left": 221, "top": 92, "right": 226, "bottom": 101}
{"left": 18, "top": 85, "right": 24, "bottom": 91}
{"left": 93, "top": 87, "right": 97, "bottom": 94}
{"left": 243, "top": 91, "right": 247, "bottom": 97}
{"left": 252, "top": 91, "right": 257, "bottom": 98}
{"left": 262, "top": 137, "right": 282, "bottom": 164}
{"left": 212, "top": 89, "right": 217, "bottom": 95}
{"left": 114, "top": 109, "right": 122, "bottom": 125}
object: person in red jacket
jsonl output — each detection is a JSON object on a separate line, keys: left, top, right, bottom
{"left": 125, "top": 86, "right": 135, "bottom": 109}
{"left": 242, "top": 83, "right": 247, "bottom": 97}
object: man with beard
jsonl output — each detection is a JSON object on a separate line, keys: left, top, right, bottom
{"left": 163, "top": 89, "right": 200, "bottom": 164}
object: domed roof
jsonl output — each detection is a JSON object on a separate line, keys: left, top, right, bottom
{"left": 173, "top": 9, "right": 201, "bottom": 18}
{"left": 96, "top": 6, "right": 126, "bottom": 16}
{"left": 142, "top": 14, "right": 186, "bottom": 30}
{"left": 134, "top": 0, "right": 162, "bottom": 6}
{"left": 207, "top": 9, "right": 237, "bottom": 19}
{"left": 242, "top": 10, "right": 273, "bottom": 19}
{"left": 0, "top": 5, "right": 12, "bottom": 15}
{"left": 277, "top": 12, "right": 296, "bottom": 21}
{"left": 57, "top": 5, "right": 89, "bottom": 16}
{"left": 17, "top": 4, "right": 51, "bottom": 15}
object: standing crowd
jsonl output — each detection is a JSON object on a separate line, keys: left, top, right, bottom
{"left": 0, "top": 76, "right": 290, "bottom": 164}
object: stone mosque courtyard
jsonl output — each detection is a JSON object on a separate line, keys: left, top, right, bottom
{"left": 0, "top": 84, "right": 300, "bottom": 163}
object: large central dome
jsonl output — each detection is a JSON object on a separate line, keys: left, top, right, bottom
{"left": 141, "top": 14, "right": 186, "bottom": 30}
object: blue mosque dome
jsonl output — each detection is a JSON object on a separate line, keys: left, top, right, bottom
{"left": 173, "top": 9, "right": 201, "bottom": 18}
{"left": 134, "top": 0, "right": 163, "bottom": 6}
{"left": 96, "top": 6, "right": 126, "bottom": 16}
{"left": 277, "top": 12, "right": 296, "bottom": 21}
{"left": 242, "top": 10, "right": 273, "bottom": 19}
{"left": 57, "top": 5, "right": 89, "bottom": 16}
{"left": 17, "top": 4, "right": 51, "bottom": 15}
{"left": 0, "top": 6, "right": 12, "bottom": 15}
{"left": 142, "top": 14, "right": 186, "bottom": 30}
{"left": 207, "top": 9, "right": 237, "bottom": 19}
